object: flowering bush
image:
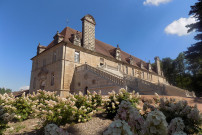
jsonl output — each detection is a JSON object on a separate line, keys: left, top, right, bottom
{"left": 104, "top": 88, "right": 140, "bottom": 119}
{"left": 168, "top": 117, "right": 185, "bottom": 135}
{"left": 0, "top": 105, "right": 15, "bottom": 134}
{"left": 39, "top": 91, "right": 97, "bottom": 125}
{"left": 87, "top": 90, "right": 102, "bottom": 108}
{"left": 103, "top": 119, "right": 133, "bottom": 135}
{"left": 115, "top": 100, "right": 144, "bottom": 134}
{"left": 159, "top": 98, "right": 202, "bottom": 134}
{"left": 44, "top": 123, "right": 70, "bottom": 135}
{"left": 144, "top": 110, "right": 168, "bottom": 135}
{"left": 12, "top": 93, "right": 34, "bottom": 121}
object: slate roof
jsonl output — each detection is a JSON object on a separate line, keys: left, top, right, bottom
{"left": 41, "top": 27, "right": 157, "bottom": 74}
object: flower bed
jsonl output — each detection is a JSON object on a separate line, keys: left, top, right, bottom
{"left": 0, "top": 89, "right": 201, "bottom": 135}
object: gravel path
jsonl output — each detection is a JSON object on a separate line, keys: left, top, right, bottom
{"left": 66, "top": 117, "right": 112, "bottom": 135}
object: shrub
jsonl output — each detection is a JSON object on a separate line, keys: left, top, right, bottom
{"left": 115, "top": 100, "right": 145, "bottom": 134}
{"left": 144, "top": 110, "right": 168, "bottom": 135}
{"left": 104, "top": 88, "right": 140, "bottom": 119}
{"left": 0, "top": 105, "right": 15, "bottom": 134}
{"left": 44, "top": 123, "right": 70, "bottom": 135}
{"left": 12, "top": 93, "right": 33, "bottom": 121}
{"left": 87, "top": 90, "right": 102, "bottom": 108}
{"left": 168, "top": 117, "right": 185, "bottom": 135}
{"left": 103, "top": 119, "right": 133, "bottom": 135}
{"left": 159, "top": 98, "right": 202, "bottom": 134}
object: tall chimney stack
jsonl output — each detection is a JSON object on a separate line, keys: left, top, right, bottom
{"left": 155, "top": 56, "right": 161, "bottom": 75}
{"left": 81, "top": 14, "right": 96, "bottom": 51}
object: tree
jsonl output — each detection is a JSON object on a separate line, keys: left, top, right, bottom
{"left": 161, "top": 53, "right": 192, "bottom": 90}
{"left": 161, "top": 57, "right": 175, "bottom": 85}
{"left": 186, "top": 0, "right": 202, "bottom": 96}
{"left": 0, "top": 87, "right": 12, "bottom": 94}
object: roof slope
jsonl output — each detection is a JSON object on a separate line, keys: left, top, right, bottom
{"left": 45, "top": 27, "right": 157, "bottom": 73}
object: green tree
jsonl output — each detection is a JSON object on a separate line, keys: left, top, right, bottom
{"left": 0, "top": 87, "right": 12, "bottom": 94}
{"left": 186, "top": 0, "right": 202, "bottom": 96}
{"left": 161, "top": 53, "right": 192, "bottom": 90}
{"left": 161, "top": 57, "right": 175, "bottom": 85}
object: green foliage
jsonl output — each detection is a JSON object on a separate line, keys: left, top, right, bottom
{"left": 0, "top": 105, "right": 15, "bottom": 134}
{"left": 185, "top": 0, "right": 202, "bottom": 96}
{"left": 12, "top": 94, "right": 33, "bottom": 121}
{"left": 161, "top": 53, "right": 193, "bottom": 91}
{"left": 0, "top": 87, "right": 12, "bottom": 94}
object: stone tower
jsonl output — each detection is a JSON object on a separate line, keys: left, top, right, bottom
{"left": 155, "top": 56, "right": 161, "bottom": 75}
{"left": 81, "top": 14, "right": 96, "bottom": 51}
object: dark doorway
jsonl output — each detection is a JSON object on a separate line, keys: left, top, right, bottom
{"left": 84, "top": 86, "right": 88, "bottom": 95}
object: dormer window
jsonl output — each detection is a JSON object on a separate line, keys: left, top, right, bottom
{"left": 115, "top": 44, "right": 121, "bottom": 61}
{"left": 100, "top": 58, "right": 104, "bottom": 67}
{"left": 129, "top": 55, "right": 134, "bottom": 65}
{"left": 70, "top": 31, "right": 81, "bottom": 46}
{"left": 53, "top": 31, "right": 64, "bottom": 44}
{"left": 140, "top": 62, "right": 144, "bottom": 69}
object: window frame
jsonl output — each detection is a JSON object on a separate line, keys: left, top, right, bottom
{"left": 74, "top": 51, "right": 80, "bottom": 63}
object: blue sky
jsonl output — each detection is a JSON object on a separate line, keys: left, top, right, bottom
{"left": 0, "top": 0, "right": 197, "bottom": 91}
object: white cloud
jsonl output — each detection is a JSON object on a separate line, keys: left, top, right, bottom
{"left": 19, "top": 86, "right": 29, "bottom": 91}
{"left": 164, "top": 16, "right": 197, "bottom": 36}
{"left": 143, "top": 0, "right": 172, "bottom": 6}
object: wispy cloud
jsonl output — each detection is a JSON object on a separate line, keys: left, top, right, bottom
{"left": 164, "top": 16, "right": 196, "bottom": 36}
{"left": 19, "top": 86, "right": 29, "bottom": 91}
{"left": 143, "top": 0, "right": 172, "bottom": 6}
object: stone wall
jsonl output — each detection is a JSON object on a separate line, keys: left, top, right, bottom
{"left": 29, "top": 43, "right": 64, "bottom": 94}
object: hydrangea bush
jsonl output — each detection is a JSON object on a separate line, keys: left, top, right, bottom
{"left": 0, "top": 89, "right": 201, "bottom": 135}
{"left": 158, "top": 98, "right": 202, "bottom": 134}
{"left": 104, "top": 88, "right": 140, "bottom": 119}
{"left": 144, "top": 110, "right": 168, "bottom": 135}
{"left": 103, "top": 119, "right": 133, "bottom": 135}
{"left": 115, "top": 100, "right": 144, "bottom": 134}
{"left": 44, "top": 123, "right": 70, "bottom": 135}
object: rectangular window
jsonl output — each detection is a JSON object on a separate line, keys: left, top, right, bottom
{"left": 74, "top": 51, "right": 80, "bottom": 63}
{"left": 100, "top": 58, "right": 104, "bottom": 66}
{"left": 52, "top": 52, "right": 56, "bottom": 63}
{"left": 132, "top": 68, "right": 134, "bottom": 76}
{"left": 51, "top": 73, "right": 54, "bottom": 86}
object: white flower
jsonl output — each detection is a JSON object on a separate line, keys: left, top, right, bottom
{"left": 103, "top": 120, "right": 133, "bottom": 135}
{"left": 168, "top": 117, "right": 185, "bottom": 135}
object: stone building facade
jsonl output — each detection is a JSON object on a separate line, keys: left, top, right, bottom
{"left": 29, "top": 14, "right": 194, "bottom": 97}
